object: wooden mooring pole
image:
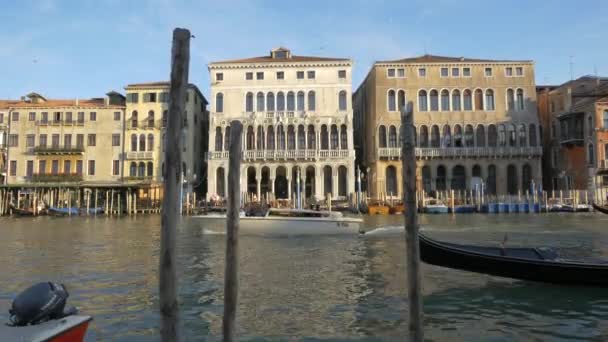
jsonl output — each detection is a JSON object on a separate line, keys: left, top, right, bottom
{"left": 401, "top": 102, "right": 423, "bottom": 341}
{"left": 159, "top": 27, "right": 190, "bottom": 342}
{"left": 223, "top": 121, "right": 243, "bottom": 342}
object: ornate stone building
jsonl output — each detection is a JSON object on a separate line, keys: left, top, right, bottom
{"left": 353, "top": 55, "right": 543, "bottom": 198}
{"left": 207, "top": 47, "right": 355, "bottom": 202}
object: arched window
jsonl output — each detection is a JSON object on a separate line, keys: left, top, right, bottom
{"left": 224, "top": 126, "right": 231, "bottom": 151}
{"left": 421, "top": 166, "right": 432, "bottom": 192}
{"left": 216, "top": 93, "right": 224, "bottom": 113}
{"left": 476, "top": 125, "right": 486, "bottom": 147}
{"left": 388, "top": 90, "right": 396, "bottom": 111}
{"left": 498, "top": 124, "right": 506, "bottom": 146}
{"left": 463, "top": 89, "right": 472, "bottom": 111}
{"left": 162, "top": 110, "right": 168, "bottom": 127}
{"left": 267, "top": 126, "right": 275, "bottom": 150}
{"left": 488, "top": 124, "right": 498, "bottom": 147}
{"left": 267, "top": 92, "right": 275, "bottom": 111}
{"left": 321, "top": 125, "right": 329, "bottom": 149}
{"left": 215, "top": 127, "right": 223, "bottom": 151}
{"left": 129, "top": 162, "right": 136, "bottom": 177}
{"left": 522, "top": 164, "right": 532, "bottom": 193}
{"left": 518, "top": 124, "right": 527, "bottom": 147}
{"left": 338, "top": 166, "right": 348, "bottom": 197}
{"left": 307, "top": 125, "right": 316, "bottom": 149}
{"left": 388, "top": 125, "right": 397, "bottom": 147}
{"left": 257, "top": 126, "right": 265, "bottom": 150}
{"left": 131, "top": 110, "right": 138, "bottom": 128}
{"left": 287, "top": 91, "right": 295, "bottom": 111}
{"left": 507, "top": 164, "right": 518, "bottom": 195}
{"left": 277, "top": 125, "right": 286, "bottom": 150}
{"left": 588, "top": 115, "right": 594, "bottom": 137}
{"left": 442, "top": 125, "right": 452, "bottom": 147}
{"left": 379, "top": 125, "right": 387, "bottom": 148}
{"left": 340, "top": 125, "right": 348, "bottom": 149}
{"left": 507, "top": 89, "right": 515, "bottom": 111}
{"left": 418, "top": 90, "right": 428, "bottom": 111}
{"left": 430, "top": 125, "right": 440, "bottom": 147}
{"left": 487, "top": 165, "right": 497, "bottom": 194}
{"left": 297, "top": 91, "right": 305, "bottom": 111}
{"left": 277, "top": 92, "right": 285, "bottom": 111}
{"left": 472, "top": 164, "right": 482, "bottom": 178}
{"left": 307, "top": 91, "right": 316, "bottom": 111}
{"left": 474, "top": 89, "right": 483, "bottom": 110}
{"left": 246, "top": 126, "right": 255, "bottom": 150}
{"left": 256, "top": 92, "right": 265, "bottom": 112}
{"left": 465, "top": 124, "right": 474, "bottom": 147}
{"left": 131, "top": 134, "right": 137, "bottom": 152}
{"left": 529, "top": 124, "right": 537, "bottom": 147}
{"left": 452, "top": 165, "right": 466, "bottom": 190}
{"left": 588, "top": 144, "right": 595, "bottom": 165}
{"left": 420, "top": 125, "right": 429, "bottom": 147}
{"left": 508, "top": 124, "right": 517, "bottom": 147}
{"left": 330, "top": 125, "right": 339, "bottom": 149}
{"left": 147, "top": 162, "right": 153, "bottom": 177}
{"left": 148, "top": 110, "right": 155, "bottom": 128}
{"left": 323, "top": 166, "right": 333, "bottom": 197}
{"left": 246, "top": 92, "right": 254, "bottom": 112}
{"left": 339, "top": 90, "right": 348, "bottom": 111}
{"left": 453, "top": 124, "right": 463, "bottom": 147}
{"left": 397, "top": 90, "right": 406, "bottom": 110}
{"left": 298, "top": 125, "right": 305, "bottom": 149}
{"left": 440, "top": 89, "right": 450, "bottom": 111}
{"left": 287, "top": 125, "right": 295, "bottom": 149}
{"left": 485, "top": 89, "right": 495, "bottom": 110}
{"left": 147, "top": 134, "right": 154, "bottom": 151}
{"left": 452, "top": 90, "right": 461, "bottom": 111}
{"left": 436, "top": 165, "right": 446, "bottom": 191}
{"left": 139, "top": 134, "right": 146, "bottom": 151}
{"left": 516, "top": 89, "right": 524, "bottom": 110}
{"left": 430, "top": 90, "right": 439, "bottom": 111}
{"left": 386, "top": 166, "right": 397, "bottom": 196}
{"left": 216, "top": 167, "right": 225, "bottom": 197}
{"left": 138, "top": 162, "right": 145, "bottom": 177}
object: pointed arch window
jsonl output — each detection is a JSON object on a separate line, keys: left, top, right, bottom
{"left": 430, "top": 90, "right": 439, "bottom": 111}
{"left": 256, "top": 92, "right": 265, "bottom": 111}
{"left": 440, "top": 90, "right": 450, "bottom": 111}
{"left": 216, "top": 93, "right": 224, "bottom": 113}
{"left": 388, "top": 90, "right": 396, "bottom": 111}
{"left": 418, "top": 90, "right": 428, "bottom": 111}
{"left": 246, "top": 92, "right": 254, "bottom": 112}
{"left": 452, "top": 90, "right": 461, "bottom": 111}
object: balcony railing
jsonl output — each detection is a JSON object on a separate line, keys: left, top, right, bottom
{"left": 124, "top": 175, "right": 154, "bottom": 181}
{"left": 33, "top": 145, "right": 85, "bottom": 155}
{"left": 377, "top": 146, "right": 544, "bottom": 159}
{"left": 125, "top": 151, "right": 154, "bottom": 160}
{"left": 31, "top": 173, "right": 83, "bottom": 183}
{"left": 208, "top": 149, "right": 351, "bottom": 161}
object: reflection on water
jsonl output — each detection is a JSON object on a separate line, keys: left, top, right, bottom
{"left": 0, "top": 213, "right": 607, "bottom": 341}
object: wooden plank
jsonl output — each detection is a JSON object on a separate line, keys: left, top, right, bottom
{"left": 159, "top": 27, "right": 190, "bottom": 342}
{"left": 223, "top": 121, "right": 243, "bottom": 342}
{"left": 400, "top": 102, "right": 423, "bottom": 342}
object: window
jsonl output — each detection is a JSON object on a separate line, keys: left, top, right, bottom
{"left": 440, "top": 67, "right": 448, "bottom": 77}
{"left": 507, "top": 89, "right": 515, "bottom": 110}
{"left": 216, "top": 93, "right": 224, "bottom": 113}
{"left": 65, "top": 112, "right": 72, "bottom": 123}
{"left": 463, "top": 89, "right": 472, "bottom": 110}
{"left": 604, "top": 110, "right": 608, "bottom": 128}
{"left": 26, "top": 161, "right": 33, "bottom": 177}
{"left": 54, "top": 112, "right": 61, "bottom": 122}
{"left": 338, "top": 70, "right": 346, "bottom": 78}
{"left": 388, "top": 90, "right": 396, "bottom": 111}
{"left": 88, "top": 160, "right": 95, "bottom": 176}
{"left": 38, "top": 160, "right": 46, "bottom": 174}
{"left": 245, "top": 72, "right": 253, "bottom": 80}
{"left": 12, "top": 112, "right": 19, "bottom": 121}
{"left": 64, "top": 160, "right": 70, "bottom": 174}
{"left": 256, "top": 72, "right": 264, "bottom": 80}
{"left": 76, "top": 134, "right": 84, "bottom": 148}
{"left": 485, "top": 89, "right": 495, "bottom": 110}
{"left": 39, "top": 134, "right": 47, "bottom": 147}
{"left": 307, "top": 91, "right": 316, "bottom": 111}
{"left": 9, "top": 161, "right": 16, "bottom": 176}
{"left": 216, "top": 72, "right": 223, "bottom": 81}
{"left": 307, "top": 71, "right": 315, "bottom": 79}
{"left": 266, "top": 93, "right": 275, "bottom": 111}
{"left": 0, "top": 113, "right": 3, "bottom": 123}
{"left": 387, "top": 68, "right": 396, "bottom": 77}
{"left": 588, "top": 144, "right": 595, "bottom": 165}
{"left": 339, "top": 91, "right": 348, "bottom": 111}
{"left": 126, "top": 93, "right": 139, "bottom": 103}
{"left": 112, "top": 134, "right": 121, "bottom": 146}
{"left": 77, "top": 112, "right": 84, "bottom": 123}
{"left": 418, "top": 90, "right": 428, "bottom": 111}
{"left": 143, "top": 92, "right": 157, "bottom": 103}
{"left": 287, "top": 92, "right": 295, "bottom": 111}
{"left": 277, "top": 92, "right": 285, "bottom": 111}
{"left": 297, "top": 91, "right": 305, "bottom": 111}
{"left": 113, "top": 160, "right": 120, "bottom": 176}
{"left": 87, "top": 134, "right": 96, "bottom": 146}
{"left": 159, "top": 92, "right": 169, "bottom": 102}
{"left": 397, "top": 68, "right": 405, "bottom": 77}
{"left": 397, "top": 90, "right": 405, "bottom": 110}
{"left": 516, "top": 67, "right": 523, "bottom": 76}
{"left": 451, "top": 68, "right": 460, "bottom": 77}
{"left": 114, "top": 111, "right": 121, "bottom": 120}
{"left": 76, "top": 160, "right": 83, "bottom": 175}
{"left": 41, "top": 112, "right": 48, "bottom": 124}
{"left": 452, "top": 90, "right": 461, "bottom": 111}
{"left": 297, "top": 71, "right": 305, "bottom": 79}
{"left": 505, "top": 67, "right": 513, "bottom": 77}
{"left": 485, "top": 67, "right": 493, "bottom": 77}
{"left": 246, "top": 92, "right": 254, "bottom": 112}
{"left": 516, "top": 89, "right": 524, "bottom": 110}
{"left": 440, "top": 90, "right": 449, "bottom": 111}
{"left": 29, "top": 112, "right": 36, "bottom": 121}
{"left": 463, "top": 67, "right": 471, "bottom": 77}
{"left": 8, "top": 134, "right": 18, "bottom": 147}
{"left": 474, "top": 89, "right": 484, "bottom": 110}
{"left": 51, "top": 134, "right": 59, "bottom": 147}
{"left": 26, "top": 134, "right": 35, "bottom": 147}
{"left": 418, "top": 68, "right": 426, "bottom": 77}
{"left": 64, "top": 134, "right": 72, "bottom": 148}
{"left": 276, "top": 71, "right": 284, "bottom": 80}
{"left": 148, "top": 134, "right": 154, "bottom": 151}
{"left": 90, "top": 112, "right": 96, "bottom": 121}
{"left": 51, "top": 160, "right": 59, "bottom": 175}
{"left": 257, "top": 92, "right": 265, "bottom": 111}
{"left": 429, "top": 90, "right": 439, "bottom": 111}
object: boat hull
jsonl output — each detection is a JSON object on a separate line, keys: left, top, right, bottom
{"left": 423, "top": 206, "right": 448, "bottom": 214}
{"left": 368, "top": 205, "right": 390, "bottom": 215}
{"left": 195, "top": 215, "right": 363, "bottom": 235}
{"left": 0, "top": 315, "right": 91, "bottom": 342}
{"left": 593, "top": 203, "right": 608, "bottom": 214}
{"left": 419, "top": 234, "right": 608, "bottom": 287}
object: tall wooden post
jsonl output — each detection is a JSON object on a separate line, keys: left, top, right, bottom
{"left": 159, "top": 27, "right": 190, "bottom": 342}
{"left": 400, "top": 102, "right": 423, "bottom": 342}
{"left": 223, "top": 121, "right": 243, "bottom": 342}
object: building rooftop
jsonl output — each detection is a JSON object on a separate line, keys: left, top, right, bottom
{"left": 210, "top": 47, "right": 350, "bottom": 65}
{"left": 0, "top": 94, "right": 123, "bottom": 109}
{"left": 377, "top": 54, "right": 532, "bottom": 64}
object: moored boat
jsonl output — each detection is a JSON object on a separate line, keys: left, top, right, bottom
{"left": 423, "top": 199, "right": 448, "bottom": 214}
{"left": 368, "top": 201, "right": 390, "bottom": 215}
{"left": 419, "top": 233, "right": 608, "bottom": 286}
{"left": 450, "top": 204, "right": 476, "bottom": 213}
{"left": 389, "top": 201, "right": 405, "bottom": 215}
{"left": 0, "top": 315, "right": 92, "bottom": 342}
{"left": 593, "top": 202, "right": 608, "bottom": 214}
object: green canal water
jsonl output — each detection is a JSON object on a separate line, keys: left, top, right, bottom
{"left": 0, "top": 213, "right": 607, "bottom": 341}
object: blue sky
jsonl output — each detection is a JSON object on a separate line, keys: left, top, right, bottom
{"left": 1, "top": 0, "right": 607, "bottom": 100}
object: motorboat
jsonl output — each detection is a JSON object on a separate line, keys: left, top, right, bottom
{"left": 593, "top": 202, "right": 608, "bottom": 214}
{"left": 419, "top": 233, "right": 608, "bottom": 287}
{"left": 195, "top": 208, "right": 363, "bottom": 235}
{"left": 422, "top": 199, "right": 448, "bottom": 214}
{"left": 368, "top": 201, "right": 390, "bottom": 215}
{"left": 0, "top": 315, "right": 92, "bottom": 342}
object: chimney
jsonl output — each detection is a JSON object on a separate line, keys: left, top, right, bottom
{"left": 75, "top": 98, "right": 79, "bottom": 106}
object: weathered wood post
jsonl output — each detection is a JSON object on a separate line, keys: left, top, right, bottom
{"left": 223, "top": 121, "right": 243, "bottom": 342}
{"left": 401, "top": 102, "right": 423, "bottom": 342}
{"left": 159, "top": 27, "right": 191, "bottom": 342}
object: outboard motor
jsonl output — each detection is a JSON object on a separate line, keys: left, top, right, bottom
{"left": 8, "top": 282, "right": 77, "bottom": 326}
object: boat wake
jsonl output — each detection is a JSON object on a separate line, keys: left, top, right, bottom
{"left": 202, "top": 228, "right": 225, "bottom": 235}
{"left": 363, "top": 226, "right": 404, "bottom": 236}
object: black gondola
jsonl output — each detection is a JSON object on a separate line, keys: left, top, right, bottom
{"left": 592, "top": 202, "right": 608, "bottom": 215}
{"left": 419, "top": 233, "right": 608, "bottom": 287}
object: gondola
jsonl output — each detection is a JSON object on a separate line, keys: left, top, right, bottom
{"left": 592, "top": 202, "right": 608, "bottom": 215}
{"left": 418, "top": 233, "right": 608, "bottom": 287}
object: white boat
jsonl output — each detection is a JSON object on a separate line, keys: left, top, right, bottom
{"left": 423, "top": 199, "right": 449, "bottom": 214}
{"left": 194, "top": 208, "right": 363, "bottom": 235}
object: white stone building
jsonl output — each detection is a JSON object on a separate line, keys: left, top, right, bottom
{"left": 207, "top": 47, "right": 355, "bottom": 203}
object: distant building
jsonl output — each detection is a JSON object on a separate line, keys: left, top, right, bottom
{"left": 123, "top": 82, "right": 208, "bottom": 194}
{"left": 536, "top": 76, "right": 608, "bottom": 193}
{"left": 353, "top": 55, "right": 542, "bottom": 198}
{"left": 206, "top": 47, "right": 356, "bottom": 203}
